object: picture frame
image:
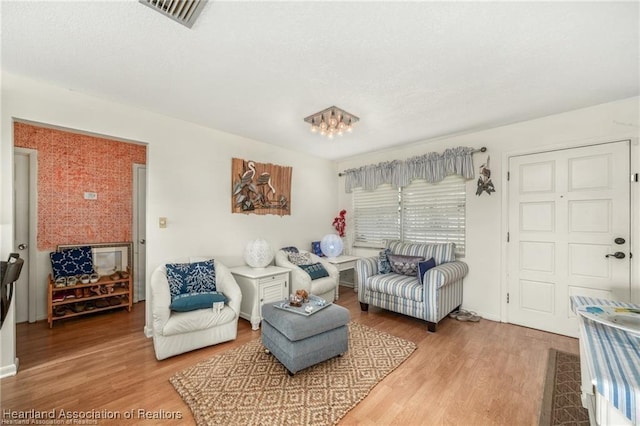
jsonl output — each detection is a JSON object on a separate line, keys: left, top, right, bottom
{"left": 56, "top": 242, "right": 133, "bottom": 277}
{"left": 231, "top": 158, "right": 292, "bottom": 216}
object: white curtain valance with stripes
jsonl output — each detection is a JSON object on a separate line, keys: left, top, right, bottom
{"left": 343, "top": 146, "right": 475, "bottom": 193}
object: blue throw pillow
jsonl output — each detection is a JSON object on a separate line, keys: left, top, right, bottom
{"left": 50, "top": 246, "right": 94, "bottom": 279}
{"left": 418, "top": 258, "right": 437, "bottom": 284}
{"left": 311, "top": 241, "right": 324, "bottom": 257}
{"left": 170, "top": 291, "right": 227, "bottom": 312}
{"left": 299, "top": 263, "right": 329, "bottom": 280}
{"left": 378, "top": 248, "right": 392, "bottom": 274}
{"left": 166, "top": 259, "right": 216, "bottom": 299}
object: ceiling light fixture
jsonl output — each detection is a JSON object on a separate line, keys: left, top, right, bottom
{"left": 304, "top": 106, "right": 359, "bottom": 139}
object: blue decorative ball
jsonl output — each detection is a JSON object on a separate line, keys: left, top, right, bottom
{"left": 320, "top": 234, "right": 343, "bottom": 258}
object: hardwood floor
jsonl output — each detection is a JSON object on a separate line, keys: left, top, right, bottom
{"left": 1, "top": 286, "right": 578, "bottom": 425}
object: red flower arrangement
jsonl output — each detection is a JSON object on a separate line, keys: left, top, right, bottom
{"left": 332, "top": 209, "right": 347, "bottom": 237}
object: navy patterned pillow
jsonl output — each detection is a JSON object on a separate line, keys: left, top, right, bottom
{"left": 388, "top": 254, "right": 425, "bottom": 276}
{"left": 311, "top": 241, "right": 324, "bottom": 257}
{"left": 281, "top": 246, "right": 299, "bottom": 254}
{"left": 50, "top": 246, "right": 94, "bottom": 279}
{"left": 378, "top": 248, "right": 392, "bottom": 274}
{"left": 165, "top": 259, "right": 216, "bottom": 300}
{"left": 299, "top": 263, "right": 329, "bottom": 280}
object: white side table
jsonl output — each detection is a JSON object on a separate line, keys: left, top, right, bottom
{"left": 230, "top": 265, "right": 289, "bottom": 330}
{"left": 326, "top": 255, "right": 360, "bottom": 297}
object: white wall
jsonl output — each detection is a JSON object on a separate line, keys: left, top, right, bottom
{"left": 337, "top": 97, "right": 640, "bottom": 323}
{"left": 2, "top": 72, "right": 638, "bottom": 377}
{"left": 0, "top": 72, "right": 339, "bottom": 376}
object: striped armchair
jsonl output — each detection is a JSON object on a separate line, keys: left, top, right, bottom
{"left": 356, "top": 241, "right": 468, "bottom": 332}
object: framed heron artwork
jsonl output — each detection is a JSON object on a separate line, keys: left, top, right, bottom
{"left": 231, "top": 158, "right": 292, "bottom": 216}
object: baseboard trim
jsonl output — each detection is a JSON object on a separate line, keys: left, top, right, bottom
{"left": 0, "top": 360, "right": 18, "bottom": 378}
{"left": 460, "top": 307, "right": 500, "bottom": 323}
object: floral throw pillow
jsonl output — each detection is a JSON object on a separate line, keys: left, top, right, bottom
{"left": 166, "top": 259, "right": 217, "bottom": 300}
{"left": 288, "top": 252, "right": 312, "bottom": 266}
{"left": 387, "top": 254, "right": 425, "bottom": 276}
{"left": 378, "top": 248, "right": 392, "bottom": 274}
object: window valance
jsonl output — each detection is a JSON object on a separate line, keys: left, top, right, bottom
{"left": 343, "top": 146, "right": 475, "bottom": 193}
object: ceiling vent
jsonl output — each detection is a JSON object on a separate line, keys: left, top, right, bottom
{"left": 139, "top": 0, "right": 207, "bottom": 28}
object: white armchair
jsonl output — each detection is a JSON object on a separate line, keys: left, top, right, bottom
{"left": 274, "top": 250, "right": 339, "bottom": 302}
{"left": 150, "top": 257, "right": 242, "bottom": 360}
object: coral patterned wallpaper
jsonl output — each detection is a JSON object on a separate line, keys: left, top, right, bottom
{"left": 14, "top": 122, "right": 147, "bottom": 251}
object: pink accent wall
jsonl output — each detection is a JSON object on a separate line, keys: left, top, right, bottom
{"left": 14, "top": 122, "right": 147, "bottom": 251}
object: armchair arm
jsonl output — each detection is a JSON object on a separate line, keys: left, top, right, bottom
{"left": 275, "top": 250, "right": 312, "bottom": 294}
{"left": 213, "top": 261, "right": 242, "bottom": 316}
{"left": 310, "top": 253, "right": 339, "bottom": 281}
{"left": 423, "top": 261, "right": 468, "bottom": 290}
{"left": 355, "top": 256, "right": 379, "bottom": 294}
{"left": 150, "top": 265, "right": 171, "bottom": 336}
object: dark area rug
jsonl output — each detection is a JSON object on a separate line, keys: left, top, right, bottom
{"left": 539, "top": 348, "right": 590, "bottom": 426}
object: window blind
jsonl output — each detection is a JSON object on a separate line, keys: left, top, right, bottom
{"left": 352, "top": 176, "right": 466, "bottom": 255}
{"left": 401, "top": 175, "right": 466, "bottom": 255}
{"left": 352, "top": 184, "right": 400, "bottom": 247}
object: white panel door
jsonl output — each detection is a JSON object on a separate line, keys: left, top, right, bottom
{"left": 13, "top": 153, "right": 30, "bottom": 323}
{"left": 133, "top": 165, "right": 146, "bottom": 302}
{"left": 508, "top": 141, "right": 630, "bottom": 337}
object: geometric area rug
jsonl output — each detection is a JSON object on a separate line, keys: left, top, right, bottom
{"left": 170, "top": 322, "right": 417, "bottom": 426}
{"left": 538, "top": 348, "right": 590, "bottom": 426}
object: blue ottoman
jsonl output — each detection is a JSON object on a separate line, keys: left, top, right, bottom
{"left": 261, "top": 302, "right": 350, "bottom": 375}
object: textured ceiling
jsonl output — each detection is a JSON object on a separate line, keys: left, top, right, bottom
{"left": 2, "top": 1, "right": 638, "bottom": 160}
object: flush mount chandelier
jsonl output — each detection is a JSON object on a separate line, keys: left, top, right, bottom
{"left": 304, "top": 106, "right": 359, "bottom": 139}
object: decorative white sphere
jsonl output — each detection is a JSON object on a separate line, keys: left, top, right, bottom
{"left": 244, "top": 239, "right": 274, "bottom": 268}
{"left": 320, "top": 234, "right": 343, "bottom": 258}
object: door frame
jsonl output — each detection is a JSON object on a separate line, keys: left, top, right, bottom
{"left": 13, "top": 147, "right": 38, "bottom": 323}
{"left": 500, "top": 138, "right": 639, "bottom": 324}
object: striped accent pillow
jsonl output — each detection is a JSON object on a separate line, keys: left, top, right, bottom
{"left": 387, "top": 241, "right": 455, "bottom": 265}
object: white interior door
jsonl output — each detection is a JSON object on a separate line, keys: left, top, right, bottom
{"left": 133, "top": 164, "right": 146, "bottom": 302}
{"left": 13, "top": 152, "right": 31, "bottom": 323}
{"left": 507, "top": 141, "right": 631, "bottom": 337}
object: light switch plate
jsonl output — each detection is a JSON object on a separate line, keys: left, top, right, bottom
{"left": 159, "top": 217, "right": 167, "bottom": 228}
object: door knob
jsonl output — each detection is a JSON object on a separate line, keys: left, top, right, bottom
{"left": 614, "top": 237, "right": 626, "bottom": 245}
{"left": 18, "top": 243, "right": 27, "bottom": 250}
{"left": 139, "top": 239, "right": 146, "bottom": 245}
{"left": 605, "top": 252, "right": 625, "bottom": 259}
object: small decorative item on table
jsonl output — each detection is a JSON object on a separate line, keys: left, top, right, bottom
{"left": 277, "top": 294, "right": 331, "bottom": 316}
{"left": 289, "top": 294, "right": 303, "bottom": 307}
{"left": 295, "top": 289, "right": 309, "bottom": 303}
